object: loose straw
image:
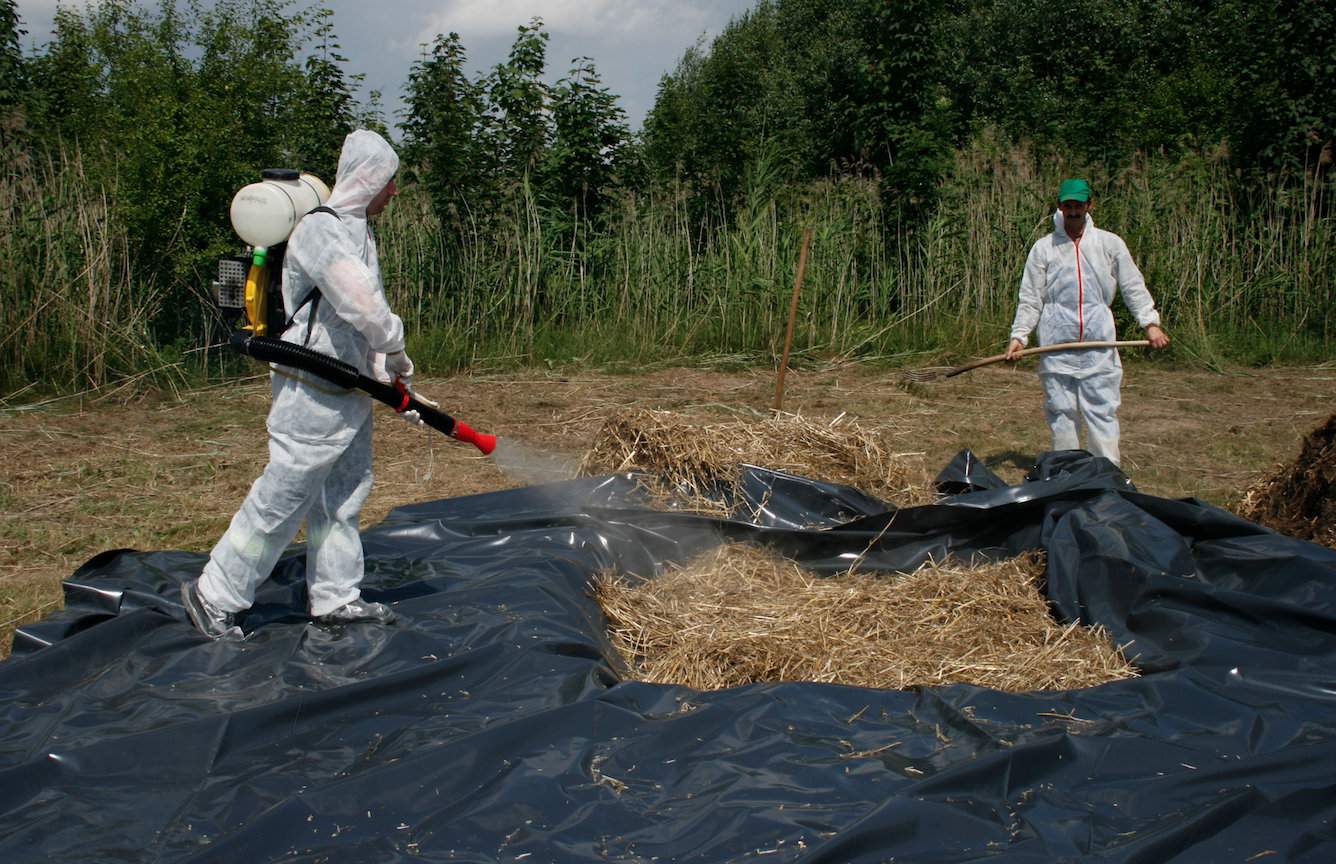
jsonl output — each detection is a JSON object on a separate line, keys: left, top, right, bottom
{"left": 579, "top": 408, "right": 934, "bottom": 515}
{"left": 596, "top": 543, "right": 1138, "bottom": 693}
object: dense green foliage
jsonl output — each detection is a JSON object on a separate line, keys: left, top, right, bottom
{"left": 545, "top": 57, "right": 631, "bottom": 218}
{"left": 0, "top": 0, "right": 23, "bottom": 122}
{"left": 370, "top": 140, "right": 1332, "bottom": 372}
{"left": 400, "top": 32, "right": 491, "bottom": 237}
{"left": 11, "top": 0, "right": 368, "bottom": 338}
{"left": 0, "top": 0, "right": 1331, "bottom": 396}
{"left": 293, "top": 6, "right": 363, "bottom": 182}
{"left": 645, "top": 0, "right": 1336, "bottom": 209}
{"left": 400, "top": 19, "right": 631, "bottom": 226}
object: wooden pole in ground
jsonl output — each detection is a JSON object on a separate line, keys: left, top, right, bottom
{"left": 773, "top": 226, "right": 813, "bottom": 411}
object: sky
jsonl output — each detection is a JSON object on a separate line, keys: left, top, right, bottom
{"left": 12, "top": 0, "right": 759, "bottom": 133}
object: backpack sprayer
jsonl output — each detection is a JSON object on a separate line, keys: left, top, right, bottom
{"left": 211, "top": 169, "right": 497, "bottom": 456}
{"left": 212, "top": 168, "right": 331, "bottom": 336}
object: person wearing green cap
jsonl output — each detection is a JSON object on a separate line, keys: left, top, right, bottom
{"left": 1004, "top": 178, "right": 1170, "bottom": 466}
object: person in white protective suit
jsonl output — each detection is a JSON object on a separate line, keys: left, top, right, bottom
{"left": 1005, "top": 178, "right": 1170, "bottom": 466}
{"left": 181, "top": 129, "right": 416, "bottom": 640}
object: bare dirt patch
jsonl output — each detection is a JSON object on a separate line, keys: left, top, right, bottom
{"left": 2, "top": 359, "right": 1332, "bottom": 658}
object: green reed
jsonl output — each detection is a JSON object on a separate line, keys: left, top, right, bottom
{"left": 3, "top": 139, "right": 1330, "bottom": 398}
{"left": 377, "top": 141, "right": 1332, "bottom": 369}
{"left": 0, "top": 144, "right": 179, "bottom": 397}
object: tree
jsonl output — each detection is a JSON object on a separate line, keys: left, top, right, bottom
{"left": 23, "top": 6, "right": 105, "bottom": 147}
{"left": 850, "top": 0, "right": 961, "bottom": 224}
{"left": 488, "top": 18, "right": 549, "bottom": 183}
{"left": 545, "top": 57, "right": 629, "bottom": 217}
{"left": 641, "top": 0, "right": 876, "bottom": 207}
{"left": 400, "top": 31, "right": 491, "bottom": 230}
{"left": 357, "top": 88, "right": 390, "bottom": 137}
{"left": 1214, "top": 0, "right": 1336, "bottom": 173}
{"left": 642, "top": 4, "right": 786, "bottom": 203}
{"left": 291, "top": 5, "right": 359, "bottom": 182}
{"left": 0, "top": 0, "right": 24, "bottom": 120}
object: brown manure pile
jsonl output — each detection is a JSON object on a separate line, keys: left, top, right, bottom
{"left": 595, "top": 543, "right": 1139, "bottom": 693}
{"left": 1240, "top": 412, "right": 1336, "bottom": 549}
{"left": 577, "top": 408, "right": 935, "bottom": 515}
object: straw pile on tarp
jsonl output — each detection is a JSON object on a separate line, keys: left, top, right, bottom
{"left": 578, "top": 408, "right": 935, "bottom": 515}
{"left": 595, "top": 543, "right": 1138, "bottom": 693}
{"left": 1240, "top": 411, "right": 1336, "bottom": 549}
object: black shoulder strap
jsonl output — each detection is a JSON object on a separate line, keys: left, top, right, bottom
{"left": 281, "top": 206, "right": 341, "bottom": 345}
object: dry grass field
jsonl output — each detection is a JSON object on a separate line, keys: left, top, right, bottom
{"left": 2, "top": 358, "right": 1332, "bottom": 659}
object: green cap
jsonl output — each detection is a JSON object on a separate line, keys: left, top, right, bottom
{"left": 1058, "top": 178, "right": 1092, "bottom": 203}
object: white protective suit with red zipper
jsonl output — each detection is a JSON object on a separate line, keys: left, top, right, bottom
{"left": 199, "top": 130, "right": 405, "bottom": 617}
{"left": 1008, "top": 210, "right": 1161, "bottom": 466}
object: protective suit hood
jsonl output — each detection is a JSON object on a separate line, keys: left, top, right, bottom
{"left": 277, "top": 127, "right": 406, "bottom": 369}
{"left": 324, "top": 130, "right": 399, "bottom": 220}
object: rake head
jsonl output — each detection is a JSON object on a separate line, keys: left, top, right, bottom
{"left": 897, "top": 366, "right": 955, "bottom": 383}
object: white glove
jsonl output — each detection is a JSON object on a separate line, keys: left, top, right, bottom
{"left": 370, "top": 351, "right": 389, "bottom": 384}
{"left": 385, "top": 351, "right": 414, "bottom": 391}
{"left": 398, "top": 389, "right": 438, "bottom": 428}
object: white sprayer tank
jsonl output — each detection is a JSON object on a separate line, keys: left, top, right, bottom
{"left": 229, "top": 168, "right": 331, "bottom": 248}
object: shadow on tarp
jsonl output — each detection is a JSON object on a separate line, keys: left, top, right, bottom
{"left": 3, "top": 450, "right": 1336, "bottom": 863}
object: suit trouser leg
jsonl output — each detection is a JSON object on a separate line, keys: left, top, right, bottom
{"left": 199, "top": 431, "right": 342, "bottom": 613}
{"left": 304, "top": 418, "right": 374, "bottom": 616}
{"left": 198, "top": 378, "right": 368, "bottom": 614}
{"left": 1079, "top": 367, "right": 1123, "bottom": 465}
{"left": 1041, "top": 373, "right": 1082, "bottom": 452}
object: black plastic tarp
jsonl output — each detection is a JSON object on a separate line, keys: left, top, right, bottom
{"left": 4, "top": 451, "right": 1336, "bottom": 862}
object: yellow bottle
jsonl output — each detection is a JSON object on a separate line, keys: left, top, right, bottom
{"left": 243, "top": 246, "right": 270, "bottom": 334}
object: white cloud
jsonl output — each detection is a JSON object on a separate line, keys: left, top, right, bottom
{"left": 15, "top": 0, "right": 60, "bottom": 15}
{"left": 417, "top": 0, "right": 715, "bottom": 45}
{"left": 14, "top": 0, "right": 63, "bottom": 42}
{"left": 13, "top": 0, "right": 757, "bottom": 129}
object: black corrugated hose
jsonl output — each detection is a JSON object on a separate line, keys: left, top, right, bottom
{"left": 229, "top": 331, "right": 496, "bottom": 454}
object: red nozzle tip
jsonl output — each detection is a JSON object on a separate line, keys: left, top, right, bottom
{"left": 452, "top": 421, "right": 497, "bottom": 456}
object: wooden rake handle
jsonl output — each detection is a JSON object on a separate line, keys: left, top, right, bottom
{"left": 946, "top": 340, "right": 1152, "bottom": 378}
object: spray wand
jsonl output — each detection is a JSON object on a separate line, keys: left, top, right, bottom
{"left": 230, "top": 332, "right": 497, "bottom": 455}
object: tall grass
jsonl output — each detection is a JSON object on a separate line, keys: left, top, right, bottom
{"left": 2, "top": 139, "right": 1331, "bottom": 398}
{"left": 0, "top": 144, "right": 176, "bottom": 398}
{"left": 1113, "top": 150, "right": 1335, "bottom": 364}
{"left": 379, "top": 141, "right": 1333, "bottom": 369}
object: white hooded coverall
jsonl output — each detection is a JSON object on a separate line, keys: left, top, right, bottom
{"left": 199, "top": 130, "right": 405, "bottom": 617}
{"left": 1009, "top": 210, "right": 1161, "bottom": 466}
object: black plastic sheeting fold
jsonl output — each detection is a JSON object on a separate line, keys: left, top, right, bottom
{"left": 4, "top": 451, "right": 1336, "bottom": 862}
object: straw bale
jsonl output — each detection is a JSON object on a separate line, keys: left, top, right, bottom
{"left": 578, "top": 408, "right": 935, "bottom": 515}
{"left": 595, "top": 543, "right": 1138, "bottom": 693}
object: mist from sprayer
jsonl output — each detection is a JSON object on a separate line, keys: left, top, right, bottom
{"left": 489, "top": 437, "right": 582, "bottom": 486}
{"left": 486, "top": 436, "right": 729, "bottom": 585}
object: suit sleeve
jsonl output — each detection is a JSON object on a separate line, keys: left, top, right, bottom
{"left": 287, "top": 218, "right": 406, "bottom": 354}
{"left": 1110, "top": 234, "right": 1161, "bottom": 328}
{"left": 1009, "top": 241, "right": 1046, "bottom": 344}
